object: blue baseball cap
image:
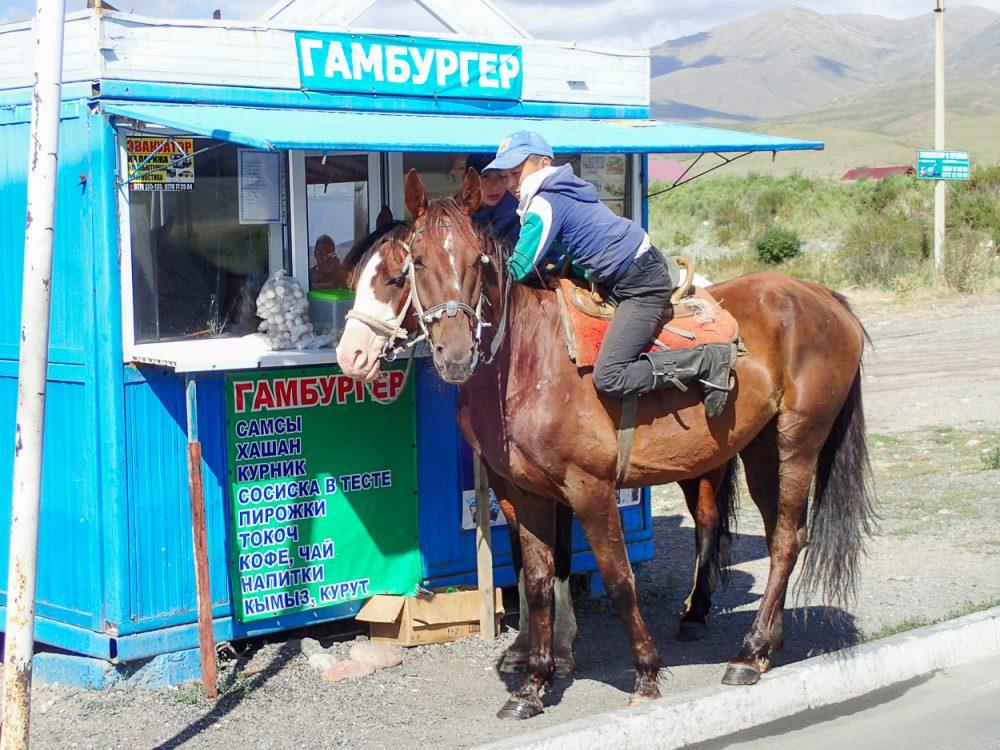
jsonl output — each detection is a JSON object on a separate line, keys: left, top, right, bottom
{"left": 483, "top": 131, "right": 554, "bottom": 172}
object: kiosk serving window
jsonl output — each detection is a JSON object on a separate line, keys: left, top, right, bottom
{"left": 305, "top": 154, "right": 369, "bottom": 290}
{"left": 125, "top": 136, "right": 289, "bottom": 344}
{"left": 400, "top": 152, "right": 633, "bottom": 219}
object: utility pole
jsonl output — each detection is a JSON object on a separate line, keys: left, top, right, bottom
{"left": 934, "top": 0, "right": 946, "bottom": 268}
{"left": 1, "top": 1, "right": 66, "bottom": 748}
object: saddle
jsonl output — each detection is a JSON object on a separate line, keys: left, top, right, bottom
{"left": 555, "top": 256, "right": 740, "bottom": 369}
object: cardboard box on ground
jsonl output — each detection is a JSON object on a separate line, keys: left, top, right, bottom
{"left": 356, "top": 587, "right": 504, "bottom": 646}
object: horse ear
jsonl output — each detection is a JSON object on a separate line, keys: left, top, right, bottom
{"left": 457, "top": 167, "right": 482, "bottom": 215}
{"left": 405, "top": 169, "right": 427, "bottom": 220}
{"left": 375, "top": 205, "right": 393, "bottom": 230}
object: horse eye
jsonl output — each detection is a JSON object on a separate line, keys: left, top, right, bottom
{"left": 386, "top": 274, "right": 406, "bottom": 288}
{"left": 412, "top": 256, "right": 424, "bottom": 267}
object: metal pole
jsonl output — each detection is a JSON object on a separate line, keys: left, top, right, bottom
{"left": 185, "top": 377, "right": 218, "bottom": 699}
{"left": 473, "top": 455, "right": 496, "bottom": 641}
{"left": 934, "top": 0, "right": 946, "bottom": 268}
{"left": 1, "top": 1, "right": 66, "bottom": 747}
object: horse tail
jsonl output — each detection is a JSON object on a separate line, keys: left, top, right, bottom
{"left": 799, "top": 366, "right": 877, "bottom": 607}
{"left": 711, "top": 457, "right": 741, "bottom": 584}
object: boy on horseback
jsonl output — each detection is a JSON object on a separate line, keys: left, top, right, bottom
{"left": 483, "top": 131, "right": 732, "bottom": 415}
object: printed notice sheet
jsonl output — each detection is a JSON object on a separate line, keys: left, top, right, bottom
{"left": 238, "top": 149, "right": 287, "bottom": 224}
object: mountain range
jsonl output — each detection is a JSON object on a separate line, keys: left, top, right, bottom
{"left": 647, "top": 5, "right": 1000, "bottom": 174}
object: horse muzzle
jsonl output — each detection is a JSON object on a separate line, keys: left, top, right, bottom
{"left": 432, "top": 343, "right": 478, "bottom": 384}
{"left": 335, "top": 319, "right": 388, "bottom": 382}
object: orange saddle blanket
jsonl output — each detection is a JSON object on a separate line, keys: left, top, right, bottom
{"left": 556, "top": 278, "right": 739, "bottom": 369}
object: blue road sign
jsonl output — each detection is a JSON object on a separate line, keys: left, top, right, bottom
{"left": 917, "top": 149, "right": 970, "bottom": 180}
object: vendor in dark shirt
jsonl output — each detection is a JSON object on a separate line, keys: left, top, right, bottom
{"left": 466, "top": 152, "right": 520, "bottom": 247}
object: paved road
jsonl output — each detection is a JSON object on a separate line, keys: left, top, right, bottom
{"left": 696, "top": 654, "right": 1000, "bottom": 749}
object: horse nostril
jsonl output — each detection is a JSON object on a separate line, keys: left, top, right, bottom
{"left": 435, "top": 344, "right": 445, "bottom": 354}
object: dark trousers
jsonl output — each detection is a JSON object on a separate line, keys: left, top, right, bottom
{"left": 593, "top": 249, "right": 672, "bottom": 398}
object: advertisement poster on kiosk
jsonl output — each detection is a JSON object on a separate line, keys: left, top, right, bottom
{"left": 224, "top": 364, "right": 421, "bottom": 623}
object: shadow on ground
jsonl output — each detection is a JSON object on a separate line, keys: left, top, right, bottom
{"left": 497, "top": 512, "right": 860, "bottom": 707}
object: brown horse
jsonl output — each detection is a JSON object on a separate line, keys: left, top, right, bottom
{"left": 337, "top": 168, "right": 874, "bottom": 718}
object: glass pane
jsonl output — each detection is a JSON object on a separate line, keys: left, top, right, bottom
{"left": 401, "top": 153, "right": 469, "bottom": 217}
{"left": 128, "top": 140, "right": 280, "bottom": 344}
{"left": 306, "top": 154, "right": 369, "bottom": 290}
{"left": 398, "top": 152, "right": 629, "bottom": 218}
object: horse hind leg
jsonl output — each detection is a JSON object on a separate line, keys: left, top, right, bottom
{"left": 724, "top": 418, "right": 812, "bottom": 685}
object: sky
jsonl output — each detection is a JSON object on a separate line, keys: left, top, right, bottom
{"left": 1, "top": 0, "right": 998, "bottom": 48}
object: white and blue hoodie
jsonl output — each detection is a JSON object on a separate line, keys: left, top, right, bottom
{"left": 510, "top": 164, "right": 648, "bottom": 284}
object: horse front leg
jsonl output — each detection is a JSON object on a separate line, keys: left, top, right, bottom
{"left": 500, "top": 503, "right": 576, "bottom": 678}
{"left": 573, "top": 481, "right": 661, "bottom": 705}
{"left": 497, "top": 496, "right": 556, "bottom": 719}
{"left": 492, "top": 479, "right": 530, "bottom": 675}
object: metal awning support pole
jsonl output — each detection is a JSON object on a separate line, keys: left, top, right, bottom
{"left": 473, "top": 455, "right": 496, "bottom": 641}
{"left": 1, "top": 1, "right": 66, "bottom": 747}
{"left": 185, "top": 376, "right": 218, "bottom": 699}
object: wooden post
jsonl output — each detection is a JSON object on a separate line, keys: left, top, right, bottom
{"left": 185, "top": 377, "right": 218, "bottom": 698}
{"left": 473, "top": 454, "right": 496, "bottom": 640}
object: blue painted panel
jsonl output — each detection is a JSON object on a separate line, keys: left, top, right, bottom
{"left": 0, "top": 102, "right": 95, "bottom": 365}
{"left": 86, "top": 111, "right": 131, "bottom": 632}
{"left": 118, "top": 369, "right": 231, "bottom": 634}
{"left": 95, "top": 80, "right": 648, "bottom": 121}
{"left": 101, "top": 100, "right": 825, "bottom": 155}
{"left": 0, "top": 83, "right": 94, "bottom": 108}
{"left": 0, "top": 377, "right": 103, "bottom": 631}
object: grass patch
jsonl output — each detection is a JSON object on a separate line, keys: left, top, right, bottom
{"left": 857, "top": 597, "right": 1000, "bottom": 644}
{"left": 869, "top": 426, "right": 999, "bottom": 541}
{"left": 982, "top": 447, "right": 1000, "bottom": 471}
{"left": 649, "top": 166, "right": 1000, "bottom": 296}
{"left": 171, "top": 683, "right": 205, "bottom": 705}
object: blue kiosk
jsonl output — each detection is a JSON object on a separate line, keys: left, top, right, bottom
{"left": 0, "top": 1, "right": 821, "bottom": 687}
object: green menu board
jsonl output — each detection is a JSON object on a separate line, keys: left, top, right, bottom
{"left": 224, "top": 365, "right": 420, "bottom": 623}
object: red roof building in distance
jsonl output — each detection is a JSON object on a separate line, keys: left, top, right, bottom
{"left": 648, "top": 157, "right": 696, "bottom": 185}
{"left": 842, "top": 165, "right": 916, "bottom": 181}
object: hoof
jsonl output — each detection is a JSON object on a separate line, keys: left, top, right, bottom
{"left": 627, "top": 692, "right": 657, "bottom": 707}
{"left": 553, "top": 656, "right": 575, "bottom": 680}
{"left": 721, "top": 663, "right": 762, "bottom": 686}
{"left": 497, "top": 651, "right": 528, "bottom": 674}
{"left": 497, "top": 698, "right": 543, "bottom": 720}
{"left": 676, "top": 620, "right": 708, "bottom": 642}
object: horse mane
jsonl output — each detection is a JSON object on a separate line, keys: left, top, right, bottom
{"left": 423, "top": 197, "right": 486, "bottom": 255}
{"left": 343, "top": 220, "right": 410, "bottom": 288}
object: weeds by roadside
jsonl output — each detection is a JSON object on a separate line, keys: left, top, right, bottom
{"left": 649, "top": 166, "right": 1000, "bottom": 296}
{"left": 857, "top": 597, "right": 1000, "bottom": 644}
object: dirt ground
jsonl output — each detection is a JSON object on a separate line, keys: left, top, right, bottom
{"left": 23, "top": 293, "right": 1000, "bottom": 750}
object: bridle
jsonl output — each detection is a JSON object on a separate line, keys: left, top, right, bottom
{"left": 344, "top": 220, "right": 512, "bottom": 404}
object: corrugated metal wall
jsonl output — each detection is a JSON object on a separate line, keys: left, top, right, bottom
{"left": 0, "top": 102, "right": 105, "bottom": 636}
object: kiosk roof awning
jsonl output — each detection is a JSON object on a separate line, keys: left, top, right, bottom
{"left": 103, "top": 101, "right": 823, "bottom": 155}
